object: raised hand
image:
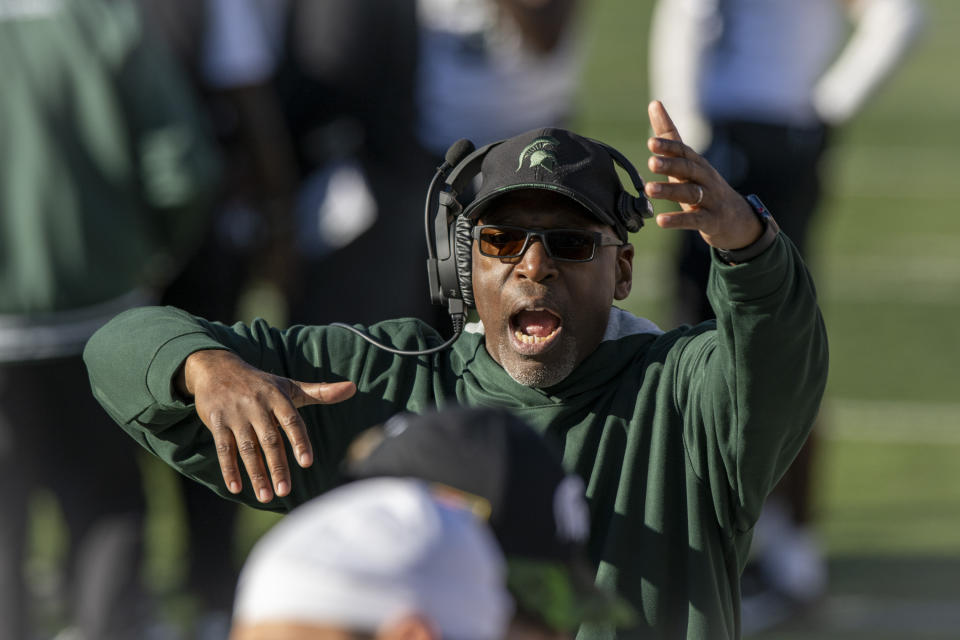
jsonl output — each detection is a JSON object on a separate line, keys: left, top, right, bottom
{"left": 177, "top": 349, "right": 357, "bottom": 503}
{"left": 644, "top": 100, "right": 763, "bottom": 251}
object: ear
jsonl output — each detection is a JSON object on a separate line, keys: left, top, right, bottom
{"left": 614, "top": 243, "right": 634, "bottom": 300}
{"left": 378, "top": 615, "right": 440, "bottom": 640}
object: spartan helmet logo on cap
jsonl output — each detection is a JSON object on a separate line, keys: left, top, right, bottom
{"left": 517, "top": 136, "right": 560, "bottom": 173}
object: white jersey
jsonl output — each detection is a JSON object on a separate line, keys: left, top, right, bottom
{"left": 649, "top": 0, "right": 925, "bottom": 147}
{"left": 416, "top": 0, "right": 581, "bottom": 155}
{"left": 700, "top": 0, "right": 846, "bottom": 126}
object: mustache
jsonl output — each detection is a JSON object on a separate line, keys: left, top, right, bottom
{"left": 507, "top": 282, "right": 562, "bottom": 311}
{"left": 513, "top": 281, "right": 552, "bottom": 299}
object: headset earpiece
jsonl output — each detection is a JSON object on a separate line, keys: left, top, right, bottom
{"left": 593, "top": 140, "right": 654, "bottom": 233}
{"left": 427, "top": 140, "right": 502, "bottom": 309}
{"left": 453, "top": 214, "right": 475, "bottom": 307}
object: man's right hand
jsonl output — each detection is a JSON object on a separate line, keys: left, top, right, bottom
{"left": 176, "top": 349, "right": 357, "bottom": 503}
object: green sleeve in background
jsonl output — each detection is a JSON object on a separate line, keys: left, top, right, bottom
{"left": 0, "top": 0, "right": 221, "bottom": 314}
{"left": 108, "top": 0, "right": 222, "bottom": 282}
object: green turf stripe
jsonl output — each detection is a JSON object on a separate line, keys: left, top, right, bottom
{"left": 823, "top": 399, "right": 960, "bottom": 444}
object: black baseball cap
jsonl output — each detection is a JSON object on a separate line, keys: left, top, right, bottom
{"left": 460, "top": 128, "right": 653, "bottom": 242}
{"left": 343, "top": 406, "right": 636, "bottom": 632}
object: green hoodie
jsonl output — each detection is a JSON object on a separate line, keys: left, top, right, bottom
{"left": 84, "top": 234, "right": 828, "bottom": 639}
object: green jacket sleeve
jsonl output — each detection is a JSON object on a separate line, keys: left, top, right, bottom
{"left": 110, "top": 3, "right": 221, "bottom": 273}
{"left": 83, "top": 306, "right": 444, "bottom": 511}
{"left": 674, "top": 233, "right": 829, "bottom": 533}
{"left": 0, "top": 0, "right": 220, "bottom": 314}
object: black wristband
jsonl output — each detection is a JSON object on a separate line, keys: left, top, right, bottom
{"left": 714, "top": 194, "right": 780, "bottom": 265}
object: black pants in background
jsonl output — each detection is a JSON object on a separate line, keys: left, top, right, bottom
{"left": 673, "top": 119, "right": 829, "bottom": 326}
{"left": 0, "top": 355, "right": 147, "bottom": 640}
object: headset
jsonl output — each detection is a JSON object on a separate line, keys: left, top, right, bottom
{"left": 333, "top": 135, "right": 652, "bottom": 356}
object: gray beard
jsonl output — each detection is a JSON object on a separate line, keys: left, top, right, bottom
{"left": 501, "top": 337, "right": 579, "bottom": 389}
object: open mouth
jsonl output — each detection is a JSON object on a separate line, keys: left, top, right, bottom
{"left": 509, "top": 307, "right": 563, "bottom": 353}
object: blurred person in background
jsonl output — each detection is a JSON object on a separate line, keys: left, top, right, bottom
{"left": 415, "top": 0, "right": 583, "bottom": 158}
{"left": 148, "top": 0, "right": 434, "bottom": 330}
{"left": 139, "top": 0, "right": 304, "bottom": 635}
{"left": 648, "top": 0, "right": 924, "bottom": 630}
{"left": 344, "top": 407, "right": 635, "bottom": 639}
{"left": 142, "top": 0, "right": 300, "bottom": 322}
{"left": 229, "top": 477, "right": 512, "bottom": 640}
{"left": 0, "top": 0, "right": 219, "bottom": 638}
{"left": 260, "top": 0, "right": 431, "bottom": 328}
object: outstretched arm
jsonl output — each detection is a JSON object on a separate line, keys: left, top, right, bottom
{"left": 83, "top": 306, "right": 362, "bottom": 508}
{"left": 641, "top": 100, "right": 828, "bottom": 529}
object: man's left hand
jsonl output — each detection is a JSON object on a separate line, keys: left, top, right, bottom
{"left": 644, "top": 100, "right": 763, "bottom": 250}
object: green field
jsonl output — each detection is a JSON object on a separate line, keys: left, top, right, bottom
{"left": 29, "top": 2, "right": 960, "bottom": 638}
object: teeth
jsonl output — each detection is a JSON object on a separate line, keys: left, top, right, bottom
{"left": 514, "top": 329, "right": 558, "bottom": 344}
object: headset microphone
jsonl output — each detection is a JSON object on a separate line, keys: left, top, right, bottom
{"left": 331, "top": 139, "right": 476, "bottom": 357}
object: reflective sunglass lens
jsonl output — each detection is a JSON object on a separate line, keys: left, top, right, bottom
{"left": 479, "top": 228, "right": 528, "bottom": 257}
{"left": 477, "top": 227, "right": 603, "bottom": 261}
{"left": 547, "top": 231, "right": 594, "bottom": 261}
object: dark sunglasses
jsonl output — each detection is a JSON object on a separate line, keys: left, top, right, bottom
{"left": 473, "top": 225, "right": 624, "bottom": 262}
